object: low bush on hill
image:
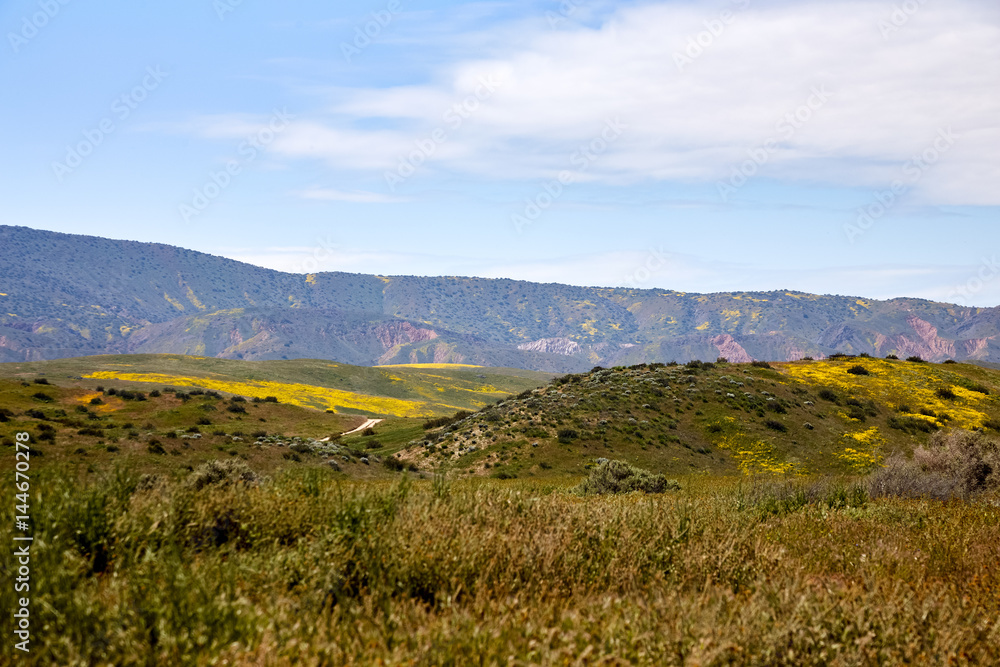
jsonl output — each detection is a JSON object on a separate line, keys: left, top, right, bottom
{"left": 576, "top": 459, "right": 680, "bottom": 495}
{"left": 868, "top": 429, "right": 1000, "bottom": 501}
{"left": 936, "top": 387, "right": 958, "bottom": 400}
{"left": 186, "top": 459, "right": 263, "bottom": 491}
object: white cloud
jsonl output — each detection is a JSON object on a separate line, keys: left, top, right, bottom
{"left": 295, "top": 188, "right": 409, "bottom": 203}
{"left": 261, "top": 0, "right": 1000, "bottom": 204}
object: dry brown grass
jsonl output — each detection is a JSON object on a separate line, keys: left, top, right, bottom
{"left": 2, "top": 469, "right": 999, "bottom": 665}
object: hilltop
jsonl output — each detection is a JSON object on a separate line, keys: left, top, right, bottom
{"left": 3, "top": 225, "right": 1000, "bottom": 369}
{"left": 401, "top": 355, "right": 1000, "bottom": 479}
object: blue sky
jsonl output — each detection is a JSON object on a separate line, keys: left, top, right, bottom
{"left": 2, "top": 0, "right": 998, "bottom": 305}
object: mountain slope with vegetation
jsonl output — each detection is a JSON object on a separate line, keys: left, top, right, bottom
{"left": 4, "top": 224, "right": 1000, "bottom": 369}
{"left": 401, "top": 355, "right": 1000, "bottom": 480}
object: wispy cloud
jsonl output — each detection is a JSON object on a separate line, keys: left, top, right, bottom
{"left": 251, "top": 0, "right": 1000, "bottom": 204}
{"left": 295, "top": 188, "right": 409, "bottom": 203}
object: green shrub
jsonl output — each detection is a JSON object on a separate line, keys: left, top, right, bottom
{"left": 764, "top": 419, "right": 788, "bottom": 432}
{"left": 576, "top": 459, "right": 679, "bottom": 495}
{"left": 383, "top": 456, "right": 406, "bottom": 472}
{"left": 936, "top": 387, "right": 957, "bottom": 400}
{"left": 846, "top": 365, "right": 870, "bottom": 376}
{"left": 557, "top": 428, "right": 579, "bottom": 443}
{"left": 818, "top": 389, "right": 838, "bottom": 403}
{"left": 186, "top": 458, "right": 263, "bottom": 491}
{"left": 887, "top": 415, "right": 938, "bottom": 434}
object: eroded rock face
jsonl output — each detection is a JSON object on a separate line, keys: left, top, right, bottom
{"left": 711, "top": 334, "right": 753, "bottom": 363}
{"left": 375, "top": 321, "right": 438, "bottom": 349}
{"left": 871, "top": 316, "right": 994, "bottom": 361}
{"left": 517, "top": 337, "right": 582, "bottom": 356}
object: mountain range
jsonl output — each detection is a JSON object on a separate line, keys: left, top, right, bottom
{"left": 3, "top": 224, "right": 1000, "bottom": 370}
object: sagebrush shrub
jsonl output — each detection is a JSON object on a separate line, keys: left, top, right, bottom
{"left": 868, "top": 429, "right": 1000, "bottom": 500}
{"left": 576, "top": 459, "right": 679, "bottom": 495}
{"left": 186, "top": 459, "right": 263, "bottom": 491}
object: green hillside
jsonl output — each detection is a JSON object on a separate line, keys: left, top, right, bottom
{"left": 0, "top": 354, "right": 554, "bottom": 418}
{"left": 0, "top": 354, "right": 553, "bottom": 481}
{"left": 400, "top": 355, "right": 1000, "bottom": 479}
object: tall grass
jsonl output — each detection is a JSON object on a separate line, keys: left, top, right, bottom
{"left": 2, "top": 467, "right": 998, "bottom": 665}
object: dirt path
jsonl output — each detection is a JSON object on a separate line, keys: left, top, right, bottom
{"left": 338, "top": 418, "right": 384, "bottom": 437}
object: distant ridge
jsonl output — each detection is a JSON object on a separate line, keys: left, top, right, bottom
{"left": 2, "top": 224, "right": 1000, "bottom": 370}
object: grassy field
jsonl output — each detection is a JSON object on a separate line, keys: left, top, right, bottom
{"left": 3, "top": 353, "right": 1000, "bottom": 664}
{"left": 0, "top": 354, "right": 555, "bottom": 417}
{"left": 1, "top": 466, "right": 998, "bottom": 665}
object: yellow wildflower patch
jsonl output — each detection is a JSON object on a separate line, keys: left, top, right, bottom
{"left": 163, "top": 293, "right": 185, "bottom": 311}
{"left": 779, "top": 359, "right": 989, "bottom": 429}
{"left": 836, "top": 427, "right": 886, "bottom": 472}
{"left": 710, "top": 417, "right": 800, "bottom": 475}
{"left": 82, "top": 371, "right": 432, "bottom": 418}
{"left": 185, "top": 287, "right": 207, "bottom": 311}
{"left": 76, "top": 392, "right": 122, "bottom": 412}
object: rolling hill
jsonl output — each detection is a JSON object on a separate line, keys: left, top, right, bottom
{"left": 4, "top": 224, "right": 1000, "bottom": 369}
{"left": 400, "top": 355, "right": 1000, "bottom": 479}
{"left": 0, "top": 354, "right": 553, "bottom": 418}
{"left": 5, "top": 353, "right": 1000, "bottom": 485}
